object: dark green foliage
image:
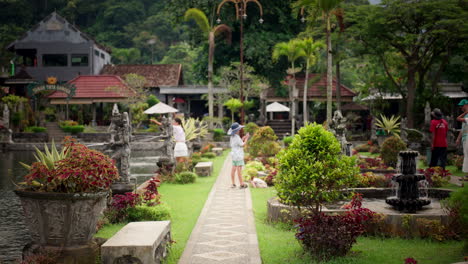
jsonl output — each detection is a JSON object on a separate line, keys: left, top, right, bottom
{"left": 175, "top": 171, "right": 197, "bottom": 184}
{"left": 282, "top": 136, "right": 293, "bottom": 145}
{"left": 25, "top": 126, "right": 47, "bottom": 133}
{"left": 275, "top": 123, "right": 359, "bottom": 211}
{"left": 127, "top": 204, "right": 171, "bottom": 222}
{"left": 212, "top": 128, "right": 225, "bottom": 142}
{"left": 244, "top": 122, "right": 259, "bottom": 135}
{"left": 61, "top": 125, "right": 84, "bottom": 134}
{"left": 380, "top": 136, "right": 406, "bottom": 167}
{"left": 201, "top": 152, "right": 216, "bottom": 159}
{"left": 354, "top": 143, "right": 370, "bottom": 152}
{"left": 247, "top": 126, "right": 280, "bottom": 158}
{"left": 146, "top": 94, "right": 160, "bottom": 107}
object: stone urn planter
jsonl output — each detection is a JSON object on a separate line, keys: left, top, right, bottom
{"left": 15, "top": 190, "right": 107, "bottom": 263}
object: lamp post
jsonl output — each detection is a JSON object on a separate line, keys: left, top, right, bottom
{"left": 217, "top": 0, "right": 263, "bottom": 124}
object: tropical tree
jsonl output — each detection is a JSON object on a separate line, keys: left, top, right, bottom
{"left": 224, "top": 98, "right": 243, "bottom": 122}
{"left": 296, "top": 0, "right": 345, "bottom": 125}
{"left": 297, "top": 38, "right": 324, "bottom": 124}
{"left": 185, "top": 8, "right": 231, "bottom": 129}
{"left": 272, "top": 39, "right": 305, "bottom": 135}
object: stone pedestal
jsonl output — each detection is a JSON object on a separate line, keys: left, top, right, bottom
{"left": 101, "top": 221, "right": 171, "bottom": 264}
{"left": 194, "top": 161, "right": 213, "bottom": 176}
{"left": 212, "top": 147, "right": 223, "bottom": 156}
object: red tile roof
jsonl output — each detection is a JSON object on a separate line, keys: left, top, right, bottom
{"left": 100, "top": 64, "right": 183, "bottom": 87}
{"left": 48, "top": 75, "right": 135, "bottom": 99}
{"left": 266, "top": 73, "right": 356, "bottom": 100}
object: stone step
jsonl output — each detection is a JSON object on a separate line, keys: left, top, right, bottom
{"left": 130, "top": 166, "right": 158, "bottom": 175}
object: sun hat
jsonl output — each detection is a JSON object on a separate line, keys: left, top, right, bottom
{"left": 227, "top": 122, "right": 244, "bottom": 136}
{"left": 431, "top": 108, "right": 443, "bottom": 120}
{"left": 457, "top": 99, "right": 468, "bottom": 106}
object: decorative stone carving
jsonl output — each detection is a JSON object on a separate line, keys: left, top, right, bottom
{"left": 330, "top": 110, "right": 351, "bottom": 156}
{"left": 0, "top": 105, "right": 13, "bottom": 143}
{"left": 400, "top": 117, "right": 408, "bottom": 143}
{"left": 424, "top": 102, "right": 431, "bottom": 126}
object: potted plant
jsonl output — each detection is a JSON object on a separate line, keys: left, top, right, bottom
{"left": 15, "top": 137, "right": 119, "bottom": 263}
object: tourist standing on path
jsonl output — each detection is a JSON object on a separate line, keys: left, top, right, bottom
{"left": 228, "top": 122, "right": 250, "bottom": 188}
{"left": 456, "top": 99, "right": 468, "bottom": 175}
{"left": 429, "top": 108, "right": 449, "bottom": 169}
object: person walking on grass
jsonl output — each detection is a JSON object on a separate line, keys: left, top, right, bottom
{"left": 228, "top": 122, "right": 250, "bottom": 188}
{"left": 429, "top": 108, "right": 448, "bottom": 169}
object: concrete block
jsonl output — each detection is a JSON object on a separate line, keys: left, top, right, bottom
{"left": 101, "top": 221, "right": 171, "bottom": 264}
{"left": 212, "top": 147, "right": 223, "bottom": 156}
{"left": 194, "top": 161, "right": 213, "bottom": 176}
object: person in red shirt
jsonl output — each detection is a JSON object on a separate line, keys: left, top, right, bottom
{"left": 429, "top": 108, "right": 448, "bottom": 168}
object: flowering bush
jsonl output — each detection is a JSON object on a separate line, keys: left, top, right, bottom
{"left": 417, "top": 167, "right": 451, "bottom": 187}
{"left": 405, "top": 257, "right": 418, "bottom": 264}
{"left": 200, "top": 143, "right": 215, "bottom": 154}
{"left": 295, "top": 194, "right": 375, "bottom": 260}
{"left": 358, "top": 157, "right": 390, "bottom": 170}
{"left": 381, "top": 136, "right": 407, "bottom": 167}
{"left": 247, "top": 126, "right": 281, "bottom": 158}
{"left": 355, "top": 172, "right": 391, "bottom": 187}
{"left": 19, "top": 137, "right": 118, "bottom": 193}
{"left": 453, "top": 154, "right": 463, "bottom": 170}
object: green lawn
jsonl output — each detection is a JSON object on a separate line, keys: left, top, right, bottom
{"left": 357, "top": 152, "right": 380, "bottom": 158}
{"left": 95, "top": 150, "right": 229, "bottom": 264}
{"left": 250, "top": 187, "right": 466, "bottom": 264}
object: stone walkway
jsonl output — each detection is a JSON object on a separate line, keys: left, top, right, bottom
{"left": 178, "top": 156, "right": 261, "bottom": 264}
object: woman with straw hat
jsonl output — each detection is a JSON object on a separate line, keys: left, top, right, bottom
{"left": 227, "top": 122, "right": 250, "bottom": 188}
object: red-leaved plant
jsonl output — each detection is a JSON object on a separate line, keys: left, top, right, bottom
{"left": 143, "top": 176, "right": 161, "bottom": 206}
{"left": 295, "top": 194, "right": 375, "bottom": 260}
{"left": 417, "top": 167, "right": 451, "bottom": 187}
{"left": 404, "top": 257, "right": 418, "bottom": 264}
{"left": 20, "top": 137, "right": 119, "bottom": 193}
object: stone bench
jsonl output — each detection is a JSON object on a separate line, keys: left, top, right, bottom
{"left": 101, "top": 221, "right": 171, "bottom": 264}
{"left": 194, "top": 161, "right": 213, "bottom": 176}
{"left": 212, "top": 147, "right": 223, "bottom": 156}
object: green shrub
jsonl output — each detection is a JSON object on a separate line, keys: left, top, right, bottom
{"left": 275, "top": 123, "right": 359, "bottom": 211}
{"left": 201, "top": 152, "right": 216, "bottom": 159}
{"left": 146, "top": 123, "right": 160, "bottom": 132}
{"left": 127, "top": 203, "right": 171, "bottom": 222}
{"left": 59, "top": 120, "right": 79, "bottom": 126}
{"left": 61, "top": 125, "right": 84, "bottom": 134}
{"left": 245, "top": 161, "right": 266, "bottom": 171}
{"left": 354, "top": 144, "right": 370, "bottom": 152}
{"left": 212, "top": 128, "right": 225, "bottom": 141}
{"left": 24, "top": 126, "right": 47, "bottom": 133}
{"left": 146, "top": 94, "right": 160, "bottom": 107}
{"left": 369, "top": 145, "right": 380, "bottom": 154}
{"left": 381, "top": 136, "right": 407, "bottom": 167}
{"left": 175, "top": 171, "right": 197, "bottom": 184}
{"left": 283, "top": 136, "right": 293, "bottom": 145}
{"left": 244, "top": 122, "right": 259, "bottom": 135}
{"left": 242, "top": 167, "right": 258, "bottom": 181}
{"left": 247, "top": 126, "right": 281, "bottom": 158}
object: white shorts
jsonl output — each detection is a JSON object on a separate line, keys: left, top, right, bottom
{"left": 174, "top": 142, "right": 189, "bottom": 157}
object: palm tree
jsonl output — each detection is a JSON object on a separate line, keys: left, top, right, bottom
{"left": 296, "top": 0, "right": 344, "bottom": 125}
{"left": 297, "top": 38, "right": 324, "bottom": 124}
{"left": 185, "top": 8, "right": 231, "bottom": 129}
{"left": 272, "top": 39, "right": 305, "bottom": 135}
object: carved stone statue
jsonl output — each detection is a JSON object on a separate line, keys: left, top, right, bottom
{"left": 370, "top": 116, "right": 377, "bottom": 141}
{"left": 424, "top": 102, "right": 431, "bottom": 126}
{"left": 400, "top": 117, "right": 408, "bottom": 143}
{"left": 3, "top": 104, "right": 9, "bottom": 129}
{"left": 330, "top": 110, "right": 351, "bottom": 156}
{"left": 0, "top": 104, "right": 13, "bottom": 143}
{"left": 106, "top": 107, "right": 132, "bottom": 193}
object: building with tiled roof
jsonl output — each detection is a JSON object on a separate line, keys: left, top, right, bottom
{"left": 265, "top": 73, "right": 356, "bottom": 102}
{"left": 100, "top": 64, "right": 183, "bottom": 87}
{"left": 48, "top": 75, "right": 135, "bottom": 105}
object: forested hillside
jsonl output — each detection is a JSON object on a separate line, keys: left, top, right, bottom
{"left": 1, "top": 0, "right": 467, "bottom": 117}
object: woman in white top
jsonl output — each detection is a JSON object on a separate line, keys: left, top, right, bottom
{"left": 172, "top": 117, "right": 188, "bottom": 163}
{"left": 228, "top": 122, "right": 250, "bottom": 188}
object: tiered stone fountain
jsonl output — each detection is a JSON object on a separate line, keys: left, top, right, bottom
{"left": 385, "top": 151, "right": 431, "bottom": 213}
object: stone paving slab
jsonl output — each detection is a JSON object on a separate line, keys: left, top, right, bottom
{"left": 178, "top": 156, "right": 261, "bottom": 264}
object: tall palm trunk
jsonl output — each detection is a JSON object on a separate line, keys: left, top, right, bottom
{"left": 208, "top": 32, "right": 215, "bottom": 129}
{"left": 303, "top": 60, "right": 309, "bottom": 124}
{"left": 326, "top": 14, "right": 333, "bottom": 126}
